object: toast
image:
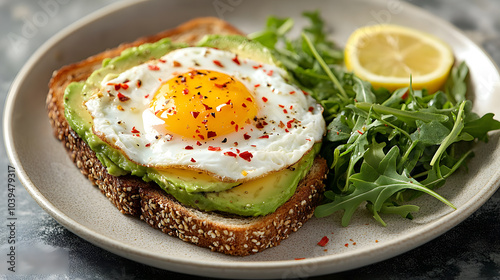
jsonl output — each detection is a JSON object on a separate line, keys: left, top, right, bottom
{"left": 46, "top": 17, "right": 328, "bottom": 256}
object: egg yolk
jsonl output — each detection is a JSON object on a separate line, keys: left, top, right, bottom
{"left": 150, "top": 70, "right": 258, "bottom": 140}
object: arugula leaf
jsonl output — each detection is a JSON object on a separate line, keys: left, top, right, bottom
{"left": 316, "top": 145, "right": 454, "bottom": 226}
{"left": 254, "top": 12, "right": 500, "bottom": 227}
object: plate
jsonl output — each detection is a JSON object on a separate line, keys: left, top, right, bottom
{"left": 4, "top": 0, "right": 500, "bottom": 278}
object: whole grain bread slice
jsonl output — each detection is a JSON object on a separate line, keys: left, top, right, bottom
{"left": 46, "top": 17, "right": 328, "bottom": 256}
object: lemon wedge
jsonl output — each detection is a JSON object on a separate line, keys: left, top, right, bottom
{"left": 344, "top": 24, "right": 454, "bottom": 93}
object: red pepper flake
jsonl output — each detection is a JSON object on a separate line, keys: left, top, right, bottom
{"left": 137, "top": 80, "right": 142, "bottom": 88}
{"left": 294, "top": 258, "right": 306, "bottom": 261}
{"left": 287, "top": 119, "right": 295, "bottom": 129}
{"left": 196, "top": 141, "right": 202, "bottom": 146}
{"left": 255, "top": 123, "right": 264, "bottom": 129}
{"left": 198, "top": 134, "right": 205, "bottom": 140}
{"left": 117, "top": 92, "right": 130, "bottom": 102}
{"left": 207, "top": 131, "right": 217, "bottom": 138}
{"left": 254, "top": 84, "right": 260, "bottom": 88}
{"left": 308, "top": 106, "right": 314, "bottom": 112}
{"left": 234, "top": 124, "right": 239, "bottom": 132}
{"left": 148, "top": 64, "right": 160, "bottom": 71}
{"left": 202, "top": 103, "right": 212, "bottom": 110}
{"left": 208, "top": 146, "right": 221, "bottom": 151}
{"left": 345, "top": 243, "right": 349, "bottom": 247}
{"left": 252, "top": 64, "right": 262, "bottom": 69}
{"left": 283, "top": 109, "right": 288, "bottom": 114}
{"left": 278, "top": 104, "right": 285, "bottom": 108}
{"left": 182, "top": 88, "right": 189, "bottom": 95}
{"left": 243, "top": 133, "right": 251, "bottom": 140}
{"left": 262, "top": 97, "right": 268, "bottom": 102}
{"left": 259, "top": 135, "right": 269, "bottom": 139}
{"left": 302, "top": 90, "right": 309, "bottom": 96}
{"left": 317, "top": 236, "right": 329, "bottom": 247}
{"left": 120, "top": 83, "right": 129, "bottom": 90}
{"left": 214, "top": 83, "right": 226, "bottom": 89}
{"left": 191, "top": 111, "right": 200, "bottom": 119}
{"left": 232, "top": 55, "right": 240, "bottom": 65}
{"left": 224, "top": 151, "right": 237, "bottom": 157}
{"left": 159, "top": 59, "right": 166, "bottom": 63}
{"left": 246, "top": 97, "right": 252, "bottom": 102}
{"left": 144, "top": 94, "right": 149, "bottom": 98}
{"left": 173, "top": 61, "right": 181, "bottom": 67}
{"left": 131, "top": 127, "right": 140, "bottom": 134}
{"left": 184, "top": 145, "right": 194, "bottom": 150}
{"left": 190, "top": 158, "right": 196, "bottom": 162}
{"left": 242, "top": 103, "right": 247, "bottom": 108}
{"left": 289, "top": 91, "right": 295, "bottom": 94}
{"left": 239, "top": 151, "right": 253, "bottom": 162}
{"left": 267, "top": 70, "right": 274, "bottom": 76}
{"left": 145, "top": 143, "right": 151, "bottom": 147}
{"left": 213, "top": 60, "right": 223, "bottom": 67}
{"left": 357, "top": 130, "right": 364, "bottom": 135}
{"left": 401, "top": 91, "right": 409, "bottom": 100}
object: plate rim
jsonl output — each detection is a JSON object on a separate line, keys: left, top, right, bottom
{"left": 4, "top": 0, "right": 500, "bottom": 278}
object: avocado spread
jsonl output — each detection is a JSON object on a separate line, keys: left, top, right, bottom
{"left": 64, "top": 36, "right": 322, "bottom": 216}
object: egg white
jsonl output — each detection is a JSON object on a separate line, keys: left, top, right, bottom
{"left": 85, "top": 47, "right": 325, "bottom": 182}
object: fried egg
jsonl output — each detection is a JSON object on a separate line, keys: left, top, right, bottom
{"left": 85, "top": 47, "right": 325, "bottom": 182}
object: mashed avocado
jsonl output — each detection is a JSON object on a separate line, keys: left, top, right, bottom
{"left": 64, "top": 36, "right": 322, "bottom": 216}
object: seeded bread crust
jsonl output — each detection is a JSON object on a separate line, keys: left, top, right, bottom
{"left": 46, "top": 17, "right": 328, "bottom": 256}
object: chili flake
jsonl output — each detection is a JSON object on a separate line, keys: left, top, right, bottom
{"left": 208, "top": 146, "right": 221, "bottom": 151}
{"left": 191, "top": 111, "right": 200, "bottom": 119}
{"left": 148, "top": 64, "right": 160, "bottom": 71}
{"left": 117, "top": 92, "right": 130, "bottom": 102}
{"left": 131, "top": 127, "right": 140, "bottom": 134}
{"left": 224, "top": 151, "right": 237, "bottom": 157}
{"left": 207, "top": 131, "right": 217, "bottom": 138}
{"left": 239, "top": 151, "right": 253, "bottom": 162}
{"left": 184, "top": 145, "right": 194, "bottom": 150}
{"left": 232, "top": 55, "right": 240, "bottom": 65}
{"left": 213, "top": 60, "right": 223, "bottom": 67}
{"left": 317, "top": 236, "right": 329, "bottom": 247}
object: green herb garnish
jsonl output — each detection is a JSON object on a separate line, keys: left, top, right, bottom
{"left": 250, "top": 12, "right": 500, "bottom": 226}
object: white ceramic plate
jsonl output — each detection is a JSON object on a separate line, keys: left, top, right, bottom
{"left": 4, "top": 0, "right": 500, "bottom": 278}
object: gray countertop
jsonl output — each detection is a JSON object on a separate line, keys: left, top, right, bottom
{"left": 1, "top": 0, "right": 499, "bottom": 279}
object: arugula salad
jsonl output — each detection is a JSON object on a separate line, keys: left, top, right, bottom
{"left": 249, "top": 12, "right": 500, "bottom": 226}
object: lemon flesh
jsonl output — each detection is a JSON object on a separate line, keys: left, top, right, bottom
{"left": 345, "top": 24, "right": 454, "bottom": 93}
